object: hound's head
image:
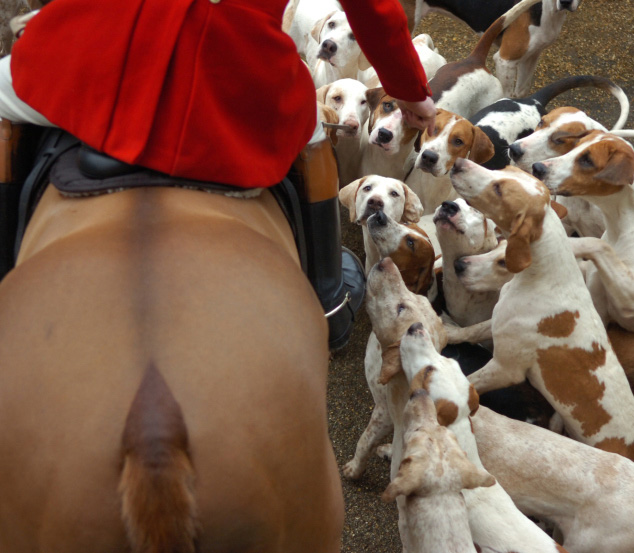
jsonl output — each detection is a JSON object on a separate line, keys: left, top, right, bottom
{"left": 509, "top": 107, "right": 606, "bottom": 171}
{"left": 416, "top": 109, "right": 494, "bottom": 177}
{"left": 366, "top": 87, "right": 419, "bottom": 155}
{"left": 311, "top": 11, "right": 370, "bottom": 72}
{"left": 338, "top": 175, "right": 424, "bottom": 225}
{"left": 450, "top": 159, "right": 551, "bottom": 273}
{"left": 532, "top": 131, "right": 634, "bottom": 199}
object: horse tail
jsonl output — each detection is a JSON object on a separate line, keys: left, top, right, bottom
{"left": 119, "top": 362, "right": 198, "bottom": 553}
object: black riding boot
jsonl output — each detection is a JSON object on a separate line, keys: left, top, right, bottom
{"left": 290, "top": 134, "right": 365, "bottom": 351}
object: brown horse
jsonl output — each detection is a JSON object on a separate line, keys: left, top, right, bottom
{"left": 0, "top": 175, "right": 344, "bottom": 551}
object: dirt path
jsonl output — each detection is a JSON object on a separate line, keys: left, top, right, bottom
{"left": 329, "top": 1, "right": 634, "bottom": 550}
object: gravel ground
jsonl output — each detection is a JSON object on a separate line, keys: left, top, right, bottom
{"left": 328, "top": 2, "right": 634, "bottom": 551}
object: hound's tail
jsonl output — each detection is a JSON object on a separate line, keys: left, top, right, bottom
{"left": 119, "top": 363, "right": 198, "bottom": 553}
{"left": 468, "top": 0, "right": 543, "bottom": 64}
{"left": 527, "top": 75, "right": 631, "bottom": 131}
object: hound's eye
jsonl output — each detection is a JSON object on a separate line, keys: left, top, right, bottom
{"left": 390, "top": 190, "right": 400, "bottom": 197}
{"left": 453, "top": 138, "right": 464, "bottom": 146}
{"left": 406, "top": 236, "right": 415, "bottom": 249}
{"left": 333, "top": 95, "right": 342, "bottom": 102}
{"left": 493, "top": 183, "right": 502, "bottom": 196}
{"left": 578, "top": 153, "right": 594, "bottom": 168}
{"left": 536, "top": 120, "right": 545, "bottom": 129}
{"left": 397, "top": 303, "right": 407, "bottom": 315}
{"left": 348, "top": 33, "right": 356, "bottom": 41}
{"left": 363, "top": 185, "right": 372, "bottom": 192}
{"left": 360, "top": 100, "right": 367, "bottom": 105}
{"left": 497, "top": 258, "right": 506, "bottom": 268}
{"left": 383, "top": 102, "right": 394, "bottom": 113}
{"left": 328, "top": 21, "right": 336, "bottom": 29}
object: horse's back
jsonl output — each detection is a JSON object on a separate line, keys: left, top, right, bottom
{"left": 0, "top": 184, "right": 343, "bottom": 552}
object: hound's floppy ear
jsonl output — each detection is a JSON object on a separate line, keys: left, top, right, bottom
{"left": 358, "top": 49, "right": 371, "bottom": 71}
{"left": 366, "top": 87, "right": 385, "bottom": 134}
{"left": 315, "top": 84, "right": 331, "bottom": 104}
{"left": 550, "top": 199, "right": 568, "bottom": 219}
{"left": 310, "top": 11, "right": 337, "bottom": 43}
{"left": 401, "top": 183, "right": 424, "bottom": 223}
{"left": 379, "top": 344, "right": 402, "bottom": 385}
{"left": 382, "top": 457, "right": 426, "bottom": 502}
{"left": 460, "top": 461, "right": 496, "bottom": 490}
{"left": 468, "top": 384, "right": 480, "bottom": 416}
{"left": 594, "top": 150, "right": 634, "bottom": 187}
{"left": 505, "top": 208, "right": 543, "bottom": 273}
{"left": 339, "top": 177, "right": 367, "bottom": 222}
{"left": 468, "top": 126, "right": 495, "bottom": 165}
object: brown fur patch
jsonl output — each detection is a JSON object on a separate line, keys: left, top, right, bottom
{"left": 468, "top": 384, "right": 480, "bottom": 416}
{"left": 498, "top": 11, "right": 531, "bottom": 61}
{"left": 537, "top": 310, "right": 579, "bottom": 338}
{"left": 409, "top": 365, "right": 435, "bottom": 393}
{"left": 537, "top": 341, "right": 611, "bottom": 437}
{"left": 593, "top": 437, "right": 634, "bottom": 461}
{"left": 434, "top": 398, "right": 459, "bottom": 427}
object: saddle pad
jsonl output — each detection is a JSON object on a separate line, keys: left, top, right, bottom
{"left": 49, "top": 147, "right": 262, "bottom": 199}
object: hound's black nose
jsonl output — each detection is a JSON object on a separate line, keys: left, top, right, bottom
{"left": 558, "top": 0, "right": 575, "bottom": 11}
{"left": 407, "top": 322, "right": 424, "bottom": 335}
{"left": 374, "top": 210, "right": 387, "bottom": 226}
{"left": 454, "top": 257, "right": 468, "bottom": 276}
{"left": 509, "top": 143, "right": 524, "bottom": 161}
{"left": 532, "top": 162, "right": 548, "bottom": 180}
{"left": 420, "top": 149, "right": 439, "bottom": 166}
{"left": 376, "top": 128, "right": 393, "bottom": 144}
{"left": 440, "top": 201, "right": 460, "bottom": 216}
{"left": 319, "top": 39, "right": 338, "bottom": 58}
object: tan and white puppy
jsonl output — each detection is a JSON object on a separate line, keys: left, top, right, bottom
{"left": 361, "top": 259, "right": 447, "bottom": 548}
{"left": 382, "top": 388, "right": 494, "bottom": 553}
{"left": 473, "top": 405, "right": 634, "bottom": 553}
{"left": 342, "top": 226, "right": 438, "bottom": 482}
{"left": 339, "top": 175, "right": 424, "bottom": 273}
{"left": 533, "top": 130, "right": 634, "bottom": 333}
{"left": 305, "top": 10, "right": 371, "bottom": 88}
{"left": 316, "top": 78, "right": 369, "bottom": 186}
{"left": 396, "top": 322, "right": 569, "bottom": 553}
{"left": 450, "top": 158, "right": 634, "bottom": 460}
{"left": 433, "top": 199, "right": 499, "bottom": 332}
{"left": 359, "top": 88, "right": 420, "bottom": 181}
{"left": 509, "top": 106, "right": 609, "bottom": 238}
{"left": 406, "top": 109, "right": 495, "bottom": 214}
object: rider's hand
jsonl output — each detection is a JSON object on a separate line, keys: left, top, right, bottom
{"left": 396, "top": 97, "right": 436, "bottom": 136}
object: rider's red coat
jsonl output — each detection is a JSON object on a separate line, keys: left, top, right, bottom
{"left": 11, "top": 0, "right": 430, "bottom": 187}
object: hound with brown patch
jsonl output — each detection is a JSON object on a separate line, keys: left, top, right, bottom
{"left": 342, "top": 216, "right": 437, "bottom": 480}
{"left": 316, "top": 78, "right": 370, "bottom": 185}
{"left": 406, "top": 108, "right": 494, "bottom": 214}
{"left": 398, "top": 0, "right": 582, "bottom": 98}
{"left": 432, "top": 199, "right": 500, "bottom": 332}
{"left": 358, "top": 258, "right": 447, "bottom": 546}
{"left": 359, "top": 87, "right": 422, "bottom": 181}
{"left": 450, "top": 158, "right": 634, "bottom": 460}
{"left": 382, "top": 388, "right": 495, "bottom": 553}
{"left": 425, "top": 0, "right": 542, "bottom": 119}
{"left": 473, "top": 405, "right": 634, "bottom": 553}
{"left": 394, "top": 322, "right": 569, "bottom": 553}
{"left": 338, "top": 174, "right": 424, "bottom": 273}
{"left": 532, "top": 131, "right": 634, "bottom": 334}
